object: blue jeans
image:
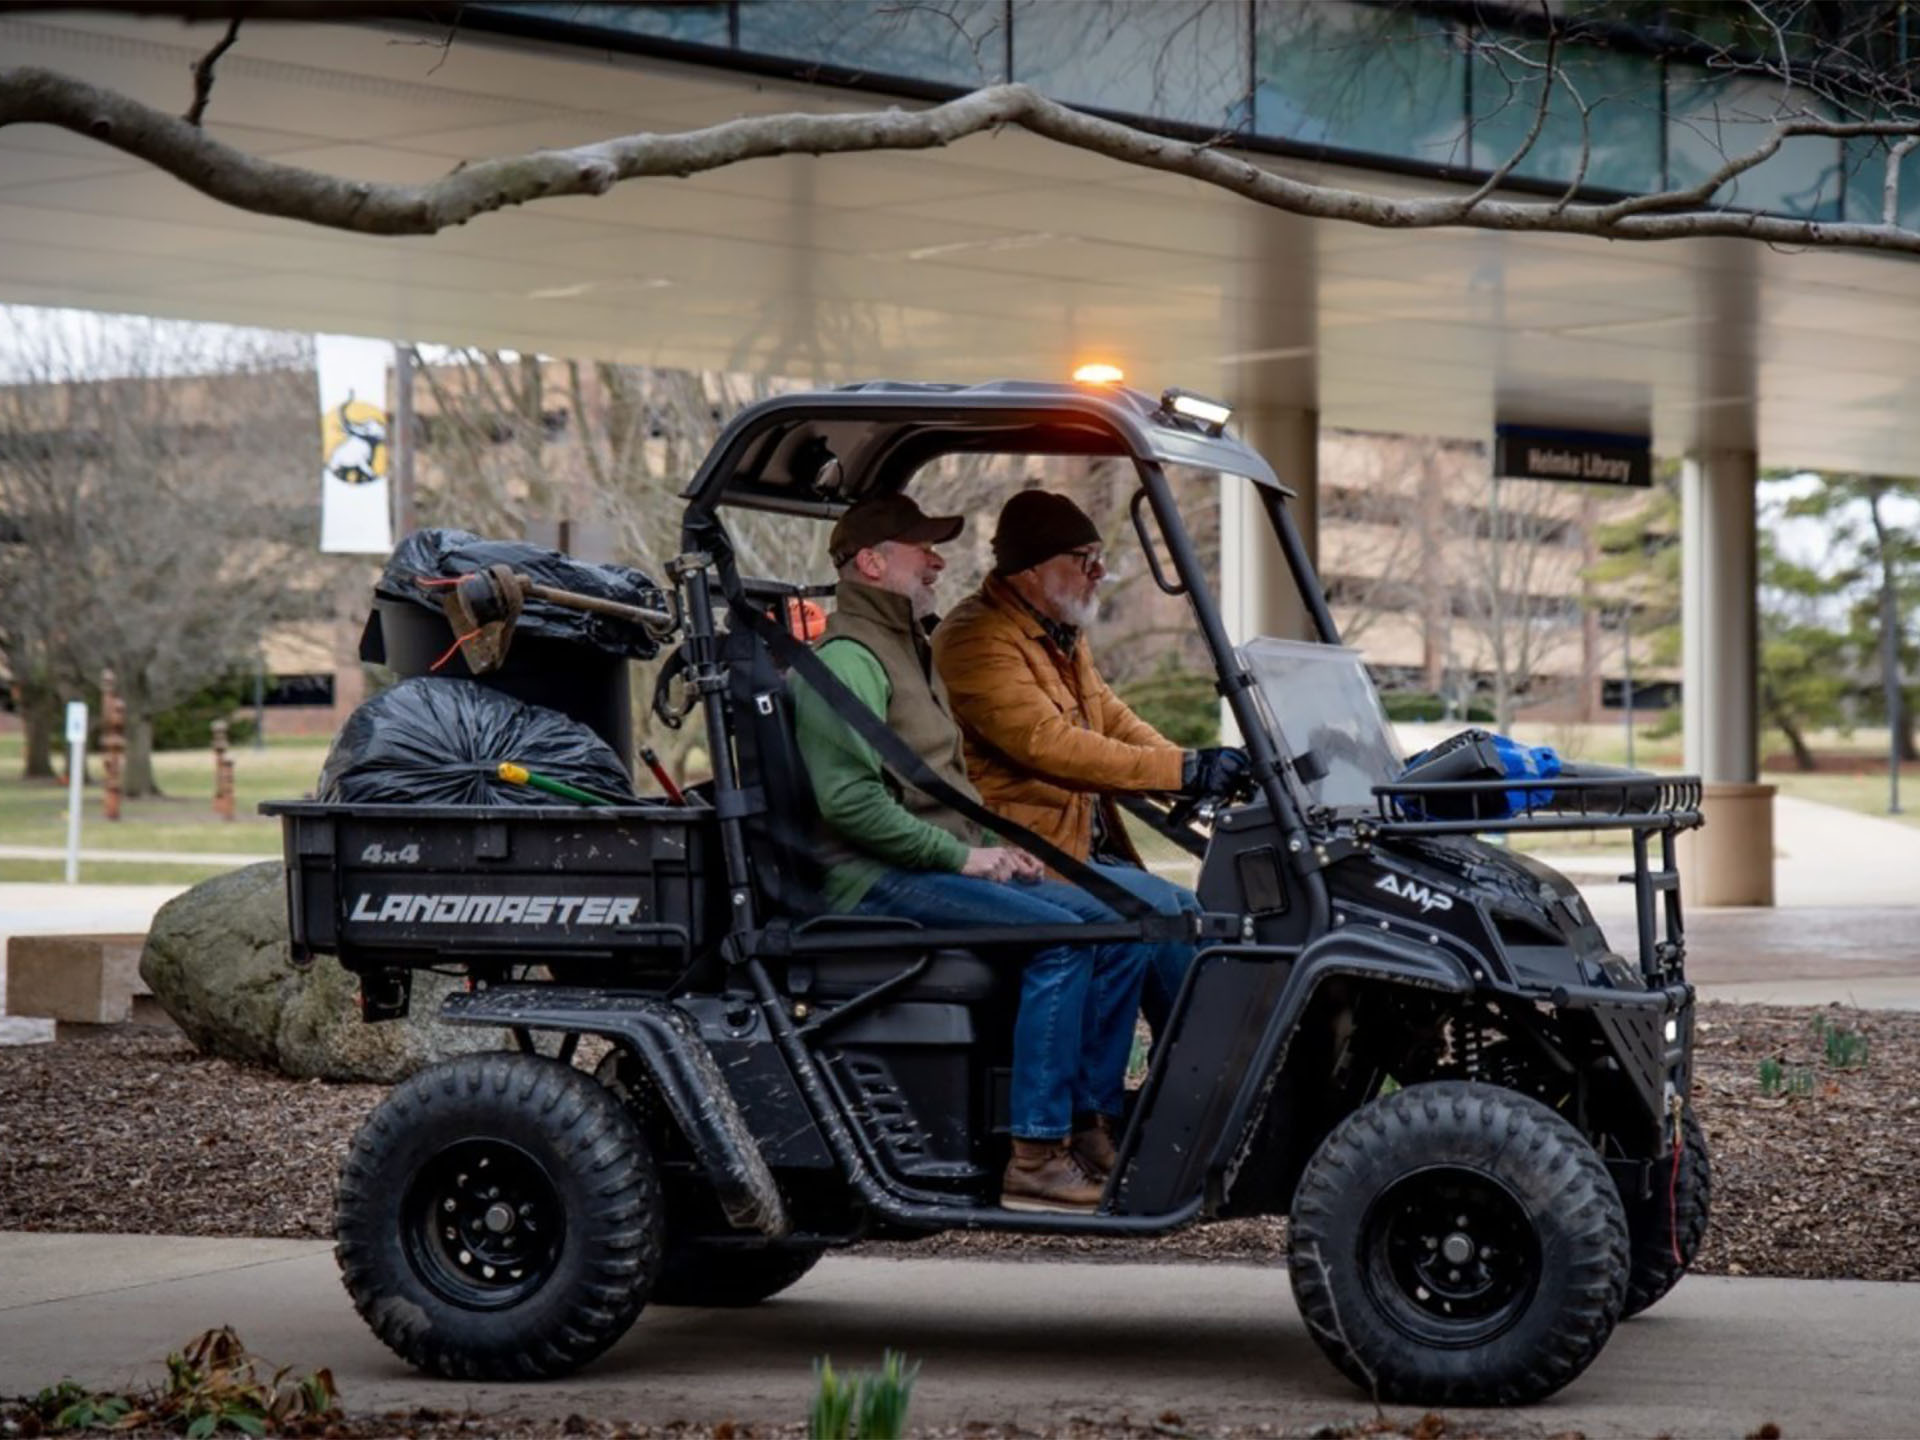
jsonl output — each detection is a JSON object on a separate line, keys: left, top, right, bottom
{"left": 853, "top": 867, "right": 1162, "bottom": 1138}
{"left": 1080, "top": 863, "right": 1202, "bottom": 1038}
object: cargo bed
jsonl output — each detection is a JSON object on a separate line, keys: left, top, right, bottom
{"left": 263, "top": 800, "right": 716, "bottom": 978}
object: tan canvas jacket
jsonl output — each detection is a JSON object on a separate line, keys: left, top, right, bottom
{"left": 932, "top": 574, "right": 1184, "bottom": 865}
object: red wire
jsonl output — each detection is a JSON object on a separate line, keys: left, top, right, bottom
{"left": 430, "top": 628, "right": 480, "bottom": 672}
{"left": 1668, "top": 1125, "right": 1684, "bottom": 1265}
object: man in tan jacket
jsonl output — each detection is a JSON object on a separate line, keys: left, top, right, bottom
{"left": 933, "top": 489, "right": 1249, "bottom": 1032}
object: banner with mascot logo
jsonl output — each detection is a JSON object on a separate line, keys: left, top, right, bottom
{"left": 316, "top": 334, "right": 393, "bottom": 553}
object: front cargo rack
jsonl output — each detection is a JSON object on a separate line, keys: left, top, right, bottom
{"left": 1369, "top": 773, "right": 1702, "bottom": 835}
{"left": 1364, "top": 773, "right": 1703, "bottom": 986}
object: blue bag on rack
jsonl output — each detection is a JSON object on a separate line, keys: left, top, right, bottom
{"left": 1396, "top": 728, "right": 1562, "bottom": 820}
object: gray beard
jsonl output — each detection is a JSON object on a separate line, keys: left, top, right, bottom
{"left": 1041, "top": 574, "right": 1099, "bottom": 629}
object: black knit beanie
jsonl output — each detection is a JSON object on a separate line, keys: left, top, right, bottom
{"left": 991, "top": 490, "right": 1102, "bottom": 576}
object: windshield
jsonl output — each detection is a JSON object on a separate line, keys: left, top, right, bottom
{"left": 1241, "top": 637, "right": 1406, "bottom": 811}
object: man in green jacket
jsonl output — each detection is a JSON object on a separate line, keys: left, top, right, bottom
{"left": 791, "top": 492, "right": 1161, "bottom": 1214}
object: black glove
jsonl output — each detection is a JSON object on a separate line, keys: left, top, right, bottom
{"left": 1180, "top": 746, "right": 1250, "bottom": 800}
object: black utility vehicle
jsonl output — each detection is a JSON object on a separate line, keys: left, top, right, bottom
{"left": 267, "top": 381, "right": 1708, "bottom": 1405}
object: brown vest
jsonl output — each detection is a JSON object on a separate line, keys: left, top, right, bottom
{"left": 814, "top": 581, "right": 983, "bottom": 870}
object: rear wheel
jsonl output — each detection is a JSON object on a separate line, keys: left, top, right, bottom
{"left": 1620, "top": 1106, "right": 1711, "bottom": 1319}
{"left": 335, "top": 1052, "right": 662, "bottom": 1379}
{"left": 1289, "top": 1080, "right": 1629, "bottom": 1406}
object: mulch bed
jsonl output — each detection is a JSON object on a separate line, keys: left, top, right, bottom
{"left": 0, "top": 1408, "right": 1587, "bottom": 1440}
{"left": 1, "top": 1003, "right": 1915, "bottom": 1282}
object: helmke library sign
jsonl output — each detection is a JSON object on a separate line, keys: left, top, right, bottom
{"left": 1493, "top": 424, "right": 1652, "bottom": 488}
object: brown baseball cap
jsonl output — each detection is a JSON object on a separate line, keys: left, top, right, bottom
{"left": 828, "top": 493, "right": 965, "bottom": 567}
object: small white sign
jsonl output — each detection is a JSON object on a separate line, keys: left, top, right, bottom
{"left": 64, "top": 699, "right": 86, "bottom": 885}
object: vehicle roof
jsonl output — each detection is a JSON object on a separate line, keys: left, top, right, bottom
{"left": 680, "top": 380, "right": 1290, "bottom": 518}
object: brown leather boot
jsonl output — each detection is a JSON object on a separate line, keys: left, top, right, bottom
{"left": 1071, "top": 1114, "right": 1118, "bottom": 1179}
{"left": 1002, "top": 1138, "right": 1103, "bottom": 1212}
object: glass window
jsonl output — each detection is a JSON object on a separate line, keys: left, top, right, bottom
{"left": 1013, "top": 0, "right": 1252, "bottom": 131}
{"left": 1255, "top": 1, "right": 1468, "bottom": 168}
{"left": 1468, "top": 38, "right": 1662, "bottom": 194}
{"left": 1242, "top": 637, "right": 1406, "bottom": 812}
{"left": 1667, "top": 68, "right": 1843, "bottom": 219}
{"left": 468, "top": 2, "right": 730, "bottom": 47}
{"left": 739, "top": 1, "right": 1008, "bottom": 86}
{"left": 1841, "top": 134, "right": 1920, "bottom": 229}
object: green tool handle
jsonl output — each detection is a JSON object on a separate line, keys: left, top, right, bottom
{"left": 497, "top": 762, "right": 612, "bottom": 807}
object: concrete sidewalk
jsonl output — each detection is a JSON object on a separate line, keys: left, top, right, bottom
{"left": 1, "top": 1235, "right": 1914, "bottom": 1438}
{"left": 0, "top": 845, "right": 267, "bottom": 866}
{"left": 1542, "top": 791, "right": 1920, "bottom": 907}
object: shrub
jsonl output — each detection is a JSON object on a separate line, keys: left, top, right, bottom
{"left": 152, "top": 677, "right": 258, "bottom": 751}
{"left": 21, "top": 1328, "right": 337, "bottom": 1436}
{"left": 1117, "top": 654, "right": 1218, "bottom": 748}
{"left": 1380, "top": 690, "right": 1494, "bottom": 723}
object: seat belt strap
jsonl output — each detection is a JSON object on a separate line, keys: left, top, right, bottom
{"left": 727, "top": 597, "right": 1156, "bottom": 922}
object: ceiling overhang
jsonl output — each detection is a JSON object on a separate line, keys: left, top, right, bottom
{"left": 4, "top": 10, "right": 1920, "bottom": 473}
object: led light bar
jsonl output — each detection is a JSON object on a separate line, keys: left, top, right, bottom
{"left": 1073, "top": 363, "right": 1125, "bottom": 384}
{"left": 1160, "top": 387, "right": 1232, "bottom": 433}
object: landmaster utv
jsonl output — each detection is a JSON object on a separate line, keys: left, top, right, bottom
{"left": 267, "top": 380, "right": 1709, "bottom": 1406}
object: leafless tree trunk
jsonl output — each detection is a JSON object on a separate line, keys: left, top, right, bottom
{"left": 18, "top": 682, "right": 56, "bottom": 781}
{"left": 0, "top": 307, "right": 335, "bottom": 799}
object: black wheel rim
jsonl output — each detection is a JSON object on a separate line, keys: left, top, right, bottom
{"left": 1361, "top": 1165, "right": 1540, "bottom": 1348}
{"left": 402, "top": 1139, "right": 566, "bottom": 1310}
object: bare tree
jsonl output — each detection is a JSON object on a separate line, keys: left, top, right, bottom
{"left": 0, "top": 309, "right": 332, "bottom": 795}
{"left": 1447, "top": 468, "right": 1598, "bottom": 731}
{"left": 11, "top": 6, "right": 1920, "bottom": 255}
{"left": 406, "top": 351, "right": 823, "bottom": 777}
{"left": 1319, "top": 432, "right": 1456, "bottom": 667}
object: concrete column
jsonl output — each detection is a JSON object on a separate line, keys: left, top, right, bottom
{"left": 1680, "top": 447, "right": 1775, "bottom": 906}
{"left": 1221, "top": 403, "right": 1319, "bottom": 646}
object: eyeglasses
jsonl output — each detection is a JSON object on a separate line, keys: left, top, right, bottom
{"left": 1065, "top": 546, "right": 1104, "bottom": 577}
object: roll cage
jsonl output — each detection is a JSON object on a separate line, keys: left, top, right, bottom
{"left": 670, "top": 379, "right": 1335, "bottom": 940}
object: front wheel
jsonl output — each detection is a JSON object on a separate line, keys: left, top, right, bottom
{"left": 1620, "top": 1106, "right": 1711, "bottom": 1319}
{"left": 1289, "top": 1080, "right": 1629, "bottom": 1406}
{"left": 335, "top": 1052, "right": 663, "bottom": 1379}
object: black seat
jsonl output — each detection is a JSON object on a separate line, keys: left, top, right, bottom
{"left": 724, "top": 622, "right": 827, "bottom": 918}
{"left": 790, "top": 949, "right": 1000, "bottom": 1002}
{"left": 723, "top": 618, "right": 1006, "bottom": 1006}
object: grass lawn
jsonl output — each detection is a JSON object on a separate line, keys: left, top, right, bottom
{"left": 3, "top": 718, "right": 1907, "bottom": 887}
{"left": 0, "top": 733, "right": 331, "bottom": 883}
{"left": 1768, "top": 767, "right": 1920, "bottom": 825}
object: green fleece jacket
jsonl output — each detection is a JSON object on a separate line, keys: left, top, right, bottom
{"left": 791, "top": 590, "right": 981, "bottom": 910}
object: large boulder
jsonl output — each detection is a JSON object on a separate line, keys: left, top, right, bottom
{"left": 139, "top": 860, "right": 504, "bottom": 1083}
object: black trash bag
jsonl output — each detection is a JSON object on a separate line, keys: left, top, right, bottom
{"left": 319, "top": 677, "right": 636, "bottom": 806}
{"left": 376, "top": 528, "right": 667, "bottom": 660}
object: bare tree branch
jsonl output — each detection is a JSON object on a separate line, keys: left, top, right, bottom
{"left": 1454, "top": 22, "right": 1560, "bottom": 219}
{"left": 13, "top": 63, "right": 1920, "bottom": 254}
{"left": 1885, "top": 134, "right": 1920, "bottom": 225}
{"left": 183, "top": 18, "right": 239, "bottom": 128}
